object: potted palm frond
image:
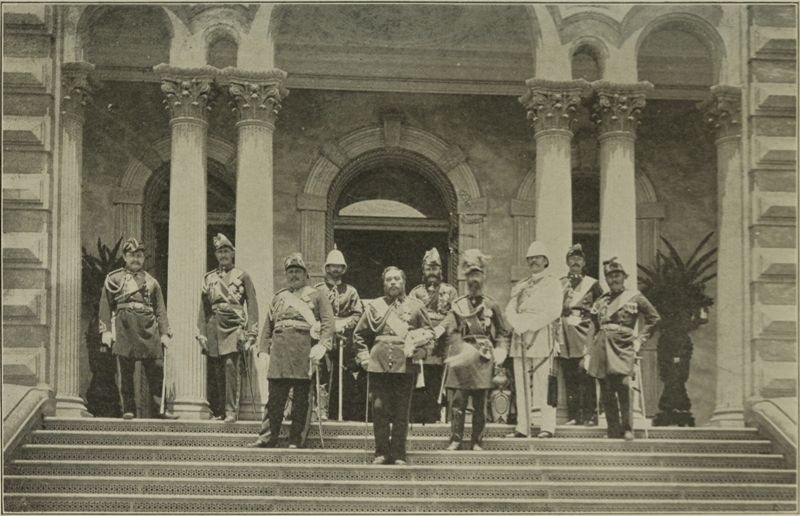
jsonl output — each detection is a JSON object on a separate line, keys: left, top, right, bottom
{"left": 638, "top": 232, "right": 717, "bottom": 427}
{"left": 82, "top": 237, "right": 125, "bottom": 418}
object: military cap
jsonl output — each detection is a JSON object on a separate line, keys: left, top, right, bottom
{"left": 461, "top": 248, "right": 491, "bottom": 274}
{"left": 122, "top": 238, "right": 145, "bottom": 253}
{"left": 566, "top": 244, "right": 585, "bottom": 260}
{"left": 422, "top": 247, "right": 442, "bottom": 267}
{"left": 284, "top": 252, "right": 307, "bottom": 271}
{"left": 325, "top": 244, "right": 346, "bottom": 268}
{"left": 213, "top": 233, "right": 235, "bottom": 251}
{"left": 602, "top": 257, "right": 627, "bottom": 277}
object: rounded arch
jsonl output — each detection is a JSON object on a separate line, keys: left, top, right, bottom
{"left": 570, "top": 36, "right": 608, "bottom": 81}
{"left": 634, "top": 13, "right": 725, "bottom": 85}
{"left": 515, "top": 165, "right": 658, "bottom": 204}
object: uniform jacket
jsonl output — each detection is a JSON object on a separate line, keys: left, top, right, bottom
{"left": 409, "top": 281, "right": 458, "bottom": 365}
{"left": 261, "top": 285, "right": 334, "bottom": 380}
{"left": 353, "top": 295, "right": 434, "bottom": 374}
{"left": 99, "top": 268, "right": 170, "bottom": 359}
{"left": 197, "top": 267, "right": 259, "bottom": 357}
{"left": 505, "top": 272, "right": 562, "bottom": 358}
{"left": 558, "top": 274, "right": 604, "bottom": 358}
{"left": 587, "top": 288, "right": 660, "bottom": 379}
{"left": 314, "top": 280, "right": 363, "bottom": 347}
{"left": 439, "top": 294, "right": 511, "bottom": 390}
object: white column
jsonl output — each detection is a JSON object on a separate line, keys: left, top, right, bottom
{"left": 519, "top": 79, "right": 590, "bottom": 277}
{"left": 155, "top": 65, "right": 217, "bottom": 419}
{"left": 593, "top": 81, "right": 653, "bottom": 289}
{"left": 223, "top": 69, "right": 288, "bottom": 419}
{"left": 55, "top": 62, "right": 94, "bottom": 417}
{"left": 703, "top": 85, "right": 745, "bottom": 427}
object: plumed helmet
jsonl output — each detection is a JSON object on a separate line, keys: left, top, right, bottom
{"left": 325, "top": 244, "right": 347, "bottom": 268}
{"left": 566, "top": 243, "right": 584, "bottom": 260}
{"left": 525, "top": 240, "right": 550, "bottom": 260}
{"left": 422, "top": 247, "right": 442, "bottom": 267}
{"left": 602, "top": 256, "right": 627, "bottom": 277}
{"left": 213, "top": 233, "right": 234, "bottom": 251}
{"left": 284, "top": 252, "right": 307, "bottom": 272}
{"left": 122, "top": 238, "right": 145, "bottom": 253}
{"left": 461, "top": 248, "right": 491, "bottom": 274}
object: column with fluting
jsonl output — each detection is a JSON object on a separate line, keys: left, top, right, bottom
{"left": 55, "top": 62, "right": 95, "bottom": 417}
{"left": 223, "top": 68, "right": 288, "bottom": 419}
{"left": 702, "top": 85, "right": 745, "bottom": 426}
{"left": 155, "top": 65, "right": 216, "bottom": 419}
{"left": 593, "top": 81, "right": 653, "bottom": 288}
{"left": 519, "top": 79, "right": 591, "bottom": 277}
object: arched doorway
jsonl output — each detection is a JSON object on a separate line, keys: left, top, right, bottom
{"left": 330, "top": 159, "right": 456, "bottom": 298}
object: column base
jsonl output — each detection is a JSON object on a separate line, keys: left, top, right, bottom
{"left": 707, "top": 407, "right": 745, "bottom": 427}
{"left": 55, "top": 395, "right": 91, "bottom": 418}
{"left": 170, "top": 398, "right": 213, "bottom": 420}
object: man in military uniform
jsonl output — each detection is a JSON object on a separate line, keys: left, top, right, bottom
{"left": 314, "top": 246, "right": 363, "bottom": 421}
{"left": 438, "top": 250, "right": 510, "bottom": 451}
{"left": 409, "top": 247, "right": 458, "bottom": 423}
{"left": 587, "top": 258, "right": 660, "bottom": 441}
{"left": 99, "top": 238, "right": 178, "bottom": 420}
{"left": 248, "top": 253, "right": 334, "bottom": 448}
{"left": 504, "top": 241, "right": 562, "bottom": 438}
{"left": 353, "top": 266, "right": 435, "bottom": 465}
{"left": 196, "top": 234, "right": 258, "bottom": 423}
{"left": 559, "top": 244, "right": 604, "bottom": 426}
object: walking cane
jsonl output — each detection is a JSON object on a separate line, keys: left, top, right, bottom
{"left": 635, "top": 356, "right": 648, "bottom": 439}
{"left": 244, "top": 347, "right": 258, "bottom": 421}
{"left": 518, "top": 336, "right": 532, "bottom": 437}
{"left": 364, "top": 371, "right": 370, "bottom": 465}
{"left": 312, "top": 361, "right": 325, "bottom": 448}
{"left": 160, "top": 344, "right": 167, "bottom": 415}
{"left": 338, "top": 343, "right": 344, "bottom": 421}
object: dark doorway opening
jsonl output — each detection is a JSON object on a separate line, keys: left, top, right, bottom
{"left": 572, "top": 232, "right": 600, "bottom": 280}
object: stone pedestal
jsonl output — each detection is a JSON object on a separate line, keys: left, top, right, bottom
{"left": 55, "top": 62, "right": 94, "bottom": 417}
{"left": 155, "top": 65, "right": 217, "bottom": 419}
{"left": 702, "top": 86, "right": 746, "bottom": 427}
{"left": 519, "top": 79, "right": 590, "bottom": 276}
{"left": 223, "top": 68, "right": 288, "bottom": 419}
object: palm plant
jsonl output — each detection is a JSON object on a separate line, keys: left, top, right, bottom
{"left": 638, "top": 232, "right": 717, "bottom": 427}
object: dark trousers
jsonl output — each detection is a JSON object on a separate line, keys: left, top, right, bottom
{"left": 343, "top": 369, "right": 369, "bottom": 422}
{"left": 448, "top": 388, "right": 487, "bottom": 446}
{"left": 599, "top": 374, "right": 631, "bottom": 438}
{"left": 410, "top": 364, "right": 444, "bottom": 423}
{"left": 561, "top": 357, "right": 597, "bottom": 424}
{"left": 258, "top": 379, "right": 311, "bottom": 446}
{"left": 208, "top": 353, "right": 242, "bottom": 419}
{"left": 371, "top": 373, "right": 414, "bottom": 461}
{"left": 117, "top": 356, "right": 163, "bottom": 415}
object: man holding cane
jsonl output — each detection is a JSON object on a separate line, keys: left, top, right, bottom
{"left": 99, "top": 238, "right": 178, "bottom": 420}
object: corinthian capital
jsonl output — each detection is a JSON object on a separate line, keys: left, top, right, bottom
{"left": 698, "top": 85, "right": 742, "bottom": 140}
{"left": 592, "top": 81, "right": 653, "bottom": 136}
{"left": 221, "top": 68, "right": 289, "bottom": 126}
{"left": 519, "top": 78, "right": 591, "bottom": 134}
{"left": 154, "top": 64, "right": 217, "bottom": 120}
{"left": 61, "top": 62, "right": 95, "bottom": 119}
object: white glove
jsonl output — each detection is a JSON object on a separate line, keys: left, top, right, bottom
{"left": 493, "top": 346, "right": 508, "bottom": 365}
{"left": 565, "top": 315, "right": 582, "bottom": 327}
{"left": 101, "top": 331, "right": 113, "bottom": 347}
{"left": 434, "top": 325, "right": 446, "bottom": 339}
{"left": 309, "top": 343, "right": 327, "bottom": 362}
{"left": 244, "top": 337, "right": 255, "bottom": 352}
{"left": 334, "top": 319, "right": 348, "bottom": 334}
{"left": 196, "top": 335, "right": 208, "bottom": 352}
{"left": 633, "top": 338, "right": 642, "bottom": 353}
{"left": 160, "top": 334, "right": 171, "bottom": 348}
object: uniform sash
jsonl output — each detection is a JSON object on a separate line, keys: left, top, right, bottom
{"left": 602, "top": 289, "right": 640, "bottom": 319}
{"left": 370, "top": 298, "right": 409, "bottom": 339}
{"left": 452, "top": 297, "right": 487, "bottom": 337}
{"left": 568, "top": 277, "right": 597, "bottom": 309}
{"left": 280, "top": 287, "right": 318, "bottom": 327}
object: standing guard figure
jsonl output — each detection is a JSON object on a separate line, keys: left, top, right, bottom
{"left": 314, "top": 246, "right": 364, "bottom": 421}
{"left": 248, "top": 253, "right": 334, "bottom": 448}
{"left": 558, "top": 244, "right": 604, "bottom": 426}
{"left": 409, "top": 247, "right": 458, "bottom": 423}
{"left": 196, "top": 234, "right": 259, "bottom": 423}
{"left": 587, "top": 258, "right": 660, "bottom": 441}
{"left": 99, "top": 238, "right": 178, "bottom": 420}
{"left": 438, "top": 250, "right": 510, "bottom": 451}
{"left": 353, "top": 266, "right": 435, "bottom": 465}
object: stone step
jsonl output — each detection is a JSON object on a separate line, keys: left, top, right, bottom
{"left": 29, "top": 430, "right": 774, "bottom": 454}
{"left": 10, "top": 460, "right": 796, "bottom": 484}
{"left": 18, "top": 444, "right": 787, "bottom": 469}
{"left": 42, "top": 417, "right": 762, "bottom": 440}
{"left": 4, "top": 493, "right": 796, "bottom": 513}
{"left": 5, "top": 476, "right": 795, "bottom": 502}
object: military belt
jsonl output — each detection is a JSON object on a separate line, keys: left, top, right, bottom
{"left": 274, "top": 320, "right": 311, "bottom": 331}
{"left": 375, "top": 335, "right": 405, "bottom": 345}
{"left": 117, "top": 302, "right": 152, "bottom": 313}
{"left": 600, "top": 323, "right": 624, "bottom": 332}
{"left": 212, "top": 302, "right": 242, "bottom": 313}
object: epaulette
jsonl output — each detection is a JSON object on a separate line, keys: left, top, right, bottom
{"left": 204, "top": 270, "right": 217, "bottom": 279}
{"left": 404, "top": 296, "right": 425, "bottom": 309}
{"left": 274, "top": 287, "right": 289, "bottom": 297}
{"left": 409, "top": 284, "right": 425, "bottom": 293}
{"left": 313, "top": 282, "right": 327, "bottom": 290}
{"left": 104, "top": 268, "right": 126, "bottom": 294}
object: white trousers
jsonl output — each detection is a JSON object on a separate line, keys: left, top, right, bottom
{"left": 513, "top": 356, "right": 557, "bottom": 435}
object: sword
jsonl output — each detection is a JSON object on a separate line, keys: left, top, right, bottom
{"left": 244, "top": 347, "right": 258, "bottom": 420}
{"left": 338, "top": 343, "right": 344, "bottom": 422}
{"left": 364, "top": 370, "right": 370, "bottom": 465}
{"left": 311, "top": 360, "right": 325, "bottom": 448}
{"left": 634, "top": 355, "right": 648, "bottom": 439}
{"left": 519, "top": 335, "right": 532, "bottom": 437}
{"left": 160, "top": 344, "right": 167, "bottom": 415}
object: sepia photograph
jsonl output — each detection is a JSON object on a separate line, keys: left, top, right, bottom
{"left": 1, "top": 1, "right": 798, "bottom": 513}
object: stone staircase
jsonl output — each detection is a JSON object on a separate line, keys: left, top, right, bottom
{"left": 4, "top": 417, "right": 797, "bottom": 513}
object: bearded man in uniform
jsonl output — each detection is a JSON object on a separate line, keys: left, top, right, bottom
{"left": 353, "top": 266, "right": 435, "bottom": 465}
{"left": 438, "top": 250, "right": 510, "bottom": 451}
{"left": 248, "top": 253, "right": 334, "bottom": 448}
{"left": 409, "top": 247, "right": 458, "bottom": 423}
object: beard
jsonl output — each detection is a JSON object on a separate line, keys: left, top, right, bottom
{"left": 467, "top": 279, "right": 482, "bottom": 293}
{"left": 384, "top": 284, "right": 404, "bottom": 298}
